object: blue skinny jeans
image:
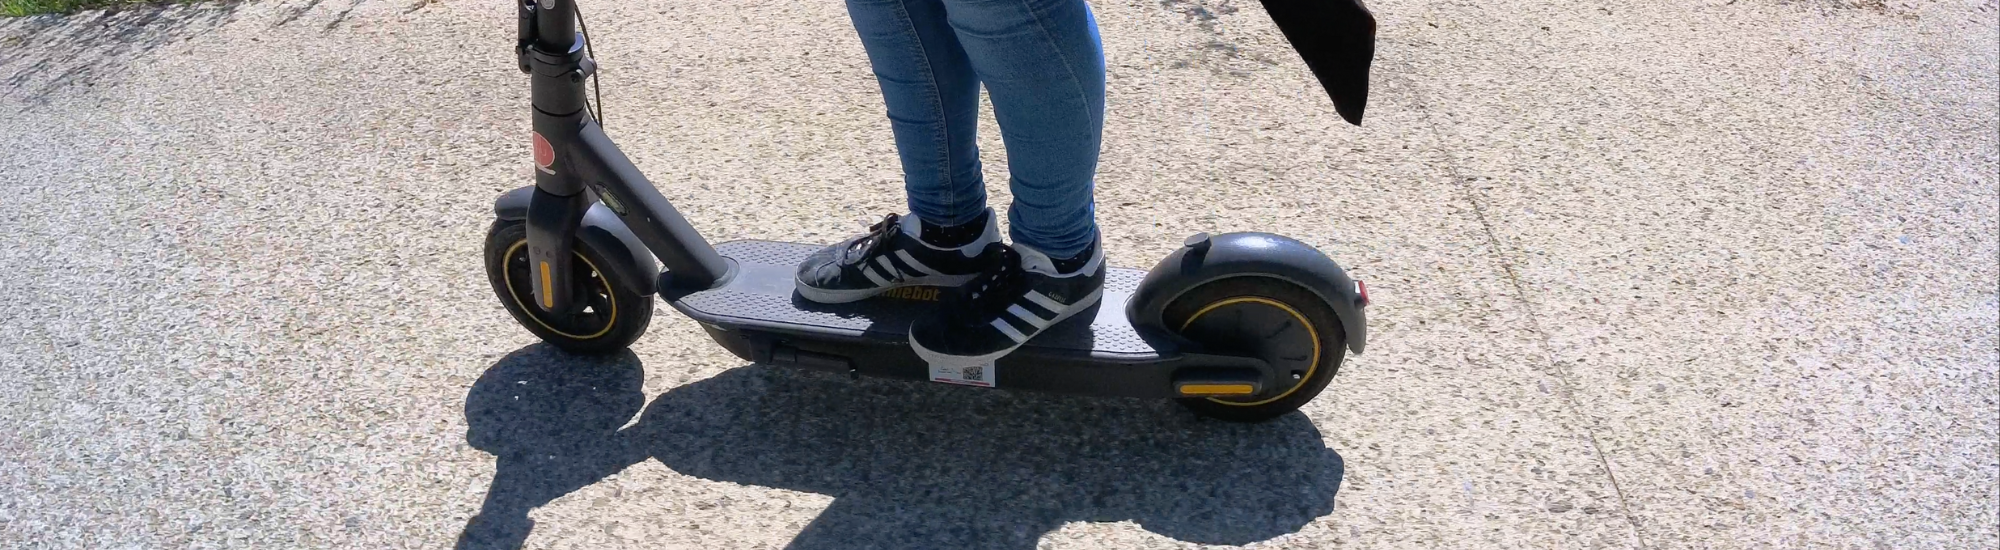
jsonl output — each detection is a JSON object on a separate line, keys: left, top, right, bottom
{"left": 844, "top": 0, "right": 1106, "bottom": 258}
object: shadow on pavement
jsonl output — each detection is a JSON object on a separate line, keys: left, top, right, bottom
{"left": 0, "top": 4, "right": 239, "bottom": 106}
{"left": 458, "top": 344, "right": 1344, "bottom": 550}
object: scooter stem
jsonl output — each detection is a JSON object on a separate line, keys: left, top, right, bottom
{"left": 518, "top": 0, "right": 733, "bottom": 300}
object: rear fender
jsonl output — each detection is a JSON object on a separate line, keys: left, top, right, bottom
{"left": 1128, "top": 232, "right": 1368, "bottom": 354}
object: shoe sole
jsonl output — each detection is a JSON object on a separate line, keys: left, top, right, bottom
{"left": 794, "top": 273, "right": 978, "bottom": 304}
{"left": 909, "top": 287, "right": 1105, "bottom": 369}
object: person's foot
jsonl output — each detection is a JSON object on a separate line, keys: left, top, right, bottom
{"left": 909, "top": 238, "right": 1106, "bottom": 367}
{"left": 795, "top": 210, "right": 1001, "bottom": 303}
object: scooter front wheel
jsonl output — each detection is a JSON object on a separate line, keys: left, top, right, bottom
{"left": 484, "top": 220, "right": 653, "bottom": 354}
{"left": 1164, "top": 277, "right": 1347, "bottom": 422}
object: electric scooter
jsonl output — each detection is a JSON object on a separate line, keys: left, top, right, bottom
{"left": 485, "top": 0, "right": 1377, "bottom": 422}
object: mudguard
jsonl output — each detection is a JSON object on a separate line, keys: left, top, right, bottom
{"left": 494, "top": 186, "right": 661, "bottom": 297}
{"left": 1128, "top": 232, "right": 1368, "bottom": 354}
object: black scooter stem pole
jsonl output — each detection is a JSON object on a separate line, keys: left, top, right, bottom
{"left": 532, "top": 0, "right": 576, "bottom": 52}
{"left": 524, "top": 0, "right": 732, "bottom": 289}
{"left": 576, "top": 120, "right": 733, "bottom": 289}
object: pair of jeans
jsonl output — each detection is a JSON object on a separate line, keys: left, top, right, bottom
{"left": 845, "top": 0, "right": 1106, "bottom": 258}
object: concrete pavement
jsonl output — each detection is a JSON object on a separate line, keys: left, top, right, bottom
{"left": 1, "top": 0, "right": 1994, "bottom": 548}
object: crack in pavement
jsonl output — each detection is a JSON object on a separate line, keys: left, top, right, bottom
{"left": 1387, "top": 51, "right": 1656, "bottom": 550}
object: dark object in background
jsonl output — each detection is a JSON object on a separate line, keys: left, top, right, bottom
{"left": 1257, "top": 0, "right": 1377, "bottom": 125}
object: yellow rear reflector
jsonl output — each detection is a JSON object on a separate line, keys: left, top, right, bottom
{"left": 1179, "top": 384, "right": 1256, "bottom": 396}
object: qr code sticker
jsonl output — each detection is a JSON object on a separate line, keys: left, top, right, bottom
{"left": 929, "top": 361, "right": 995, "bottom": 387}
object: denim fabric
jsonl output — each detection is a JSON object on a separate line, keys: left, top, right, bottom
{"left": 845, "top": 0, "right": 1105, "bottom": 257}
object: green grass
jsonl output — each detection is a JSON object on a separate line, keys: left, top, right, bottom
{"left": 1, "top": 0, "right": 189, "bottom": 17}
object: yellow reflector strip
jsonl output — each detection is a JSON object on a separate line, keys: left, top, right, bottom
{"left": 1179, "top": 384, "right": 1256, "bottom": 396}
{"left": 538, "top": 261, "right": 554, "bottom": 308}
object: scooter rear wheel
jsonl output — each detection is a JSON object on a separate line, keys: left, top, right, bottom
{"left": 484, "top": 220, "right": 653, "bottom": 354}
{"left": 1163, "top": 277, "right": 1347, "bottom": 422}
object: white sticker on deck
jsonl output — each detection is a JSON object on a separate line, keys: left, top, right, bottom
{"left": 929, "top": 362, "right": 995, "bottom": 387}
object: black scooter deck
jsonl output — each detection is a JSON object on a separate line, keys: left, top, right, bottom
{"left": 664, "top": 241, "right": 1239, "bottom": 398}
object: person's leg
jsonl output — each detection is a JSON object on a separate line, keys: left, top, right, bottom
{"left": 844, "top": 0, "right": 987, "bottom": 227}
{"left": 796, "top": 0, "right": 1004, "bottom": 304}
{"left": 907, "top": 0, "right": 1106, "bottom": 366}
{"left": 941, "top": 0, "right": 1105, "bottom": 259}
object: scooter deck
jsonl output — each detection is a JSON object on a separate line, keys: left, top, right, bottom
{"left": 656, "top": 242, "right": 1272, "bottom": 396}
{"left": 668, "top": 240, "right": 1163, "bottom": 359}
{"left": 658, "top": 241, "right": 1263, "bottom": 398}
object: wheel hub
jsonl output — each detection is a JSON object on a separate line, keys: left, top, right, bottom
{"left": 1178, "top": 298, "right": 1322, "bottom": 406}
{"left": 503, "top": 241, "right": 618, "bottom": 340}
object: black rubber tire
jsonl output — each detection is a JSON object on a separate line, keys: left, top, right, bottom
{"left": 1163, "top": 277, "right": 1347, "bottom": 422}
{"left": 484, "top": 220, "right": 653, "bottom": 354}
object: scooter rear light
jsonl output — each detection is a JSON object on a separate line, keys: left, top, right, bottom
{"left": 1354, "top": 280, "right": 1369, "bottom": 307}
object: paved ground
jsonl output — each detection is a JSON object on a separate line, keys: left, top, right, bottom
{"left": 1, "top": 0, "right": 1995, "bottom": 548}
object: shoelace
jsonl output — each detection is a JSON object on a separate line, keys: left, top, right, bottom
{"left": 841, "top": 213, "right": 902, "bottom": 264}
{"left": 957, "top": 244, "right": 1031, "bottom": 323}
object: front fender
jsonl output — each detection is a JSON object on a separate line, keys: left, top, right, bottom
{"left": 1128, "top": 232, "right": 1368, "bottom": 354}
{"left": 494, "top": 186, "right": 660, "bottom": 296}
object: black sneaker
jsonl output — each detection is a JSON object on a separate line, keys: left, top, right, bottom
{"left": 909, "top": 239, "right": 1106, "bottom": 368}
{"left": 794, "top": 210, "right": 1001, "bottom": 303}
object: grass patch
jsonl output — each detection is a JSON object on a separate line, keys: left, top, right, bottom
{"left": 1, "top": 0, "right": 191, "bottom": 17}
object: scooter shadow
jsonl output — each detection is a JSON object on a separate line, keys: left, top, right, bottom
{"left": 457, "top": 344, "right": 1344, "bottom": 550}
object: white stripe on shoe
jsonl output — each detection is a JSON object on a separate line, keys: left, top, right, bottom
{"left": 1074, "top": 287, "right": 1105, "bottom": 310}
{"left": 874, "top": 256, "right": 903, "bottom": 279}
{"left": 989, "top": 318, "right": 1029, "bottom": 343}
{"left": 861, "top": 264, "right": 892, "bottom": 287}
{"left": 893, "top": 250, "right": 936, "bottom": 276}
{"left": 1022, "top": 290, "right": 1066, "bottom": 312}
{"left": 1006, "top": 304, "right": 1052, "bottom": 329}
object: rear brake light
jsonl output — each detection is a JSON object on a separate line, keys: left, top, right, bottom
{"left": 1354, "top": 280, "right": 1369, "bottom": 307}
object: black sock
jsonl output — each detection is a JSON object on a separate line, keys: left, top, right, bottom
{"left": 1049, "top": 239, "right": 1097, "bottom": 275}
{"left": 918, "top": 210, "right": 988, "bottom": 249}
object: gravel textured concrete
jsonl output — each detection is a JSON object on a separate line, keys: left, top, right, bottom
{"left": 1, "top": 0, "right": 1994, "bottom": 548}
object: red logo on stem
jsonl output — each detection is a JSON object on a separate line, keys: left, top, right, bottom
{"left": 532, "top": 132, "right": 556, "bottom": 175}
